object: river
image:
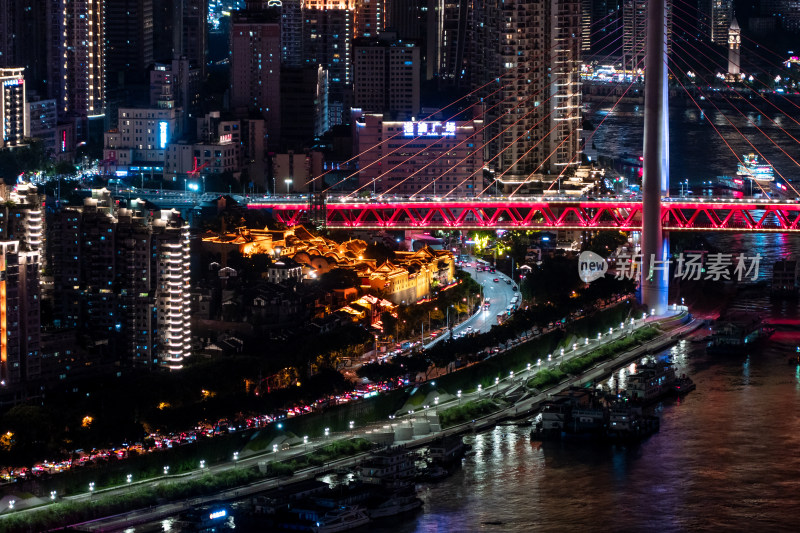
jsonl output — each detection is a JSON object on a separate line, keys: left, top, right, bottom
{"left": 587, "top": 101, "right": 800, "bottom": 187}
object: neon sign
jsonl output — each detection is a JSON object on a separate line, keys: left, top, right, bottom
{"left": 402, "top": 121, "right": 457, "bottom": 137}
{"left": 158, "top": 121, "right": 168, "bottom": 149}
{"left": 209, "top": 510, "right": 227, "bottom": 520}
{"left": 220, "top": 134, "right": 232, "bottom": 143}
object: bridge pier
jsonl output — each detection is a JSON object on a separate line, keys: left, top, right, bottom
{"left": 641, "top": 0, "right": 670, "bottom": 315}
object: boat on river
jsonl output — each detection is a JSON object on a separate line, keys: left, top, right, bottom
{"left": 707, "top": 313, "right": 773, "bottom": 355}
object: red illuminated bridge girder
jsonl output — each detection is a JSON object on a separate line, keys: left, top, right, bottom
{"left": 247, "top": 199, "right": 800, "bottom": 232}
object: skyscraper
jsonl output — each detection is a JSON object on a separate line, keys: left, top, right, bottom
{"left": 153, "top": 0, "right": 208, "bottom": 77}
{"left": 63, "top": 0, "right": 105, "bottom": 119}
{"left": 472, "top": 0, "right": 582, "bottom": 190}
{"left": 0, "top": 184, "right": 43, "bottom": 392}
{"left": 105, "top": 0, "right": 155, "bottom": 87}
{"left": 303, "top": 1, "right": 355, "bottom": 126}
{"left": 354, "top": 0, "right": 384, "bottom": 37}
{"left": 698, "top": 0, "right": 733, "bottom": 44}
{"left": 353, "top": 37, "right": 420, "bottom": 119}
{"left": 231, "top": 2, "right": 282, "bottom": 146}
{"left": 623, "top": 0, "right": 672, "bottom": 73}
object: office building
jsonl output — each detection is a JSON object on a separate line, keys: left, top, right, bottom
{"left": 353, "top": 37, "right": 419, "bottom": 119}
{"left": 281, "top": 65, "right": 329, "bottom": 151}
{"left": 353, "top": 112, "right": 484, "bottom": 195}
{"left": 0, "top": 67, "right": 27, "bottom": 148}
{"left": 103, "top": 106, "right": 181, "bottom": 171}
{"left": 27, "top": 95, "right": 76, "bottom": 161}
{"left": 354, "top": 0, "right": 384, "bottom": 37}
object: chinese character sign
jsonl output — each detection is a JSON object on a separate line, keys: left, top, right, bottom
{"left": 607, "top": 252, "right": 761, "bottom": 282}
{"left": 402, "top": 121, "right": 457, "bottom": 137}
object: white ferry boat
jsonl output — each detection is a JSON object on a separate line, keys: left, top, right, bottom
{"left": 737, "top": 153, "right": 774, "bottom": 182}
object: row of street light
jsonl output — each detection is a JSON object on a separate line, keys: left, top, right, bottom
{"left": 44, "top": 310, "right": 675, "bottom": 510}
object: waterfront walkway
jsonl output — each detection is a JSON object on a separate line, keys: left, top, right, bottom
{"left": 64, "top": 310, "right": 699, "bottom": 532}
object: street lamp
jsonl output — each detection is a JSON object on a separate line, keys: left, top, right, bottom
{"left": 233, "top": 451, "right": 239, "bottom": 467}
{"left": 200, "top": 460, "right": 206, "bottom": 470}
{"left": 126, "top": 474, "right": 132, "bottom": 484}
{"left": 50, "top": 490, "right": 57, "bottom": 501}
{"left": 495, "top": 376, "right": 500, "bottom": 391}
{"left": 537, "top": 358, "right": 541, "bottom": 366}
{"left": 510, "top": 371, "right": 514, "bottom": 382}
{"left": 349, "top": 420, "right": 355, "bottom": 434}
{"left": 273, "top": 444, "right": 278, "bottom": 457}
{"left": 303, "top": 435, "right": 309, "bottom": 451}
{"left": 8, "top": 499, "right": 14, "bottom": 510}
{"left": 284, "top": 178, "right": 292, "bottom": 194}
{"left": 477, "top": 384, "right": 482, "bottom": 395}
{"left": 89, "top": 482, "right": 95, "bottom": 495}
{"left": 457, "top": 390, "right": 462, "bottom": 404}
{"left": 163, "top": 466, "right": 170, "bottom": 475}
{"left": 324, "top": 427, "right": 330, "bottom": 439}
{"left": 434, "top": 396, "right": 439, "bottom": 407}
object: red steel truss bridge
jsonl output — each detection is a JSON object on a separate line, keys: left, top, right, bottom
{"left": 247, "top": 197, "right": 800, "bottom": 233}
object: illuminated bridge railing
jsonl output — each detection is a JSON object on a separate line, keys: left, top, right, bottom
{"left": 247, "top": 198, "right": 800, "bottom": 232}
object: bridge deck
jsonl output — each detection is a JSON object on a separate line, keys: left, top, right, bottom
{"left": 247, "top": 198, "right": 800, "bottom": 232}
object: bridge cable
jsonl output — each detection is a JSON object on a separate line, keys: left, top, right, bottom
{"left": 669, "top": 38, "right": 800, "bottom": 195}
{"left": 667, "top": 62, "right": 772, "bottom": 197}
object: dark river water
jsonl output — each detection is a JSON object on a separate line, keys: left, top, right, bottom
{"left": 587, "top": 100, "right": 800, "bottom": 187}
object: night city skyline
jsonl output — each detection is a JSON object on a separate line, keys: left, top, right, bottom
{"left": 0, "top": 0, "right": 799, "bottom": 531}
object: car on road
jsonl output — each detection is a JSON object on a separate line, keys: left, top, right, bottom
{"left": 512, "top": 285, "right": 518, "bottom": 291}
{"left": 505, "top": 279, "right": 512, "bottom": 285}
{"left": 493, "top": 278, "right": 499, "bottom": 282}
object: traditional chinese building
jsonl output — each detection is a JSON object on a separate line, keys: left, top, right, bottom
{"left": 201, "top": 225, "right": 455, "bottom": 303}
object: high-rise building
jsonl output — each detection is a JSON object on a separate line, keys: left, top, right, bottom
{"left": 281, "top": 65, "right": 329, "bottom": 150}
{"left": 231, "top": 2, "right": 282, "bottom": 147}
{"left": 0, "top": 67, "right": 27, "bottom": 148}
{"left": 0, "top": 0, "right": 62, "bottom": 99}
{"left": 353, "top": 37, "right": 420, "bottom": 119}
{"left": 623, "top": 0, "right": 672, "bottom": 73}
{"left": 698, "top": 0, "right": 733, "bottom": 44}
{"left": 590, "top": 0, "right": 622, "bottom": 55}
{"left": 281, "top": 0, "right": 304, "bottom": 67}
{"left": 471, "top": 0, "right": 582, "bottom": 190}
{"left": 302, "top": 1, "right": 355, "bottom": 126}
{"left": 63, "top": 0, "right": 105, "bottom": 119}
{"left": 105, "top": 0, "right": 155, "bottom": 87}
{"left": 354, "top": 0, "right": 384, "bottom": 37}
{"left": 153, "top": 0, "right": 208, "bottom": 76}
{"left": 436, "top": 0, "right": 470, "bottom": 85}
{"left": 47, "top": 190, "right": 191, "bottom": 369}
{"left": 0, "top": 184, "right": 43, "bottom": 393}
{"left": 353, "top": 112, "right": 484, "bottom": 195}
